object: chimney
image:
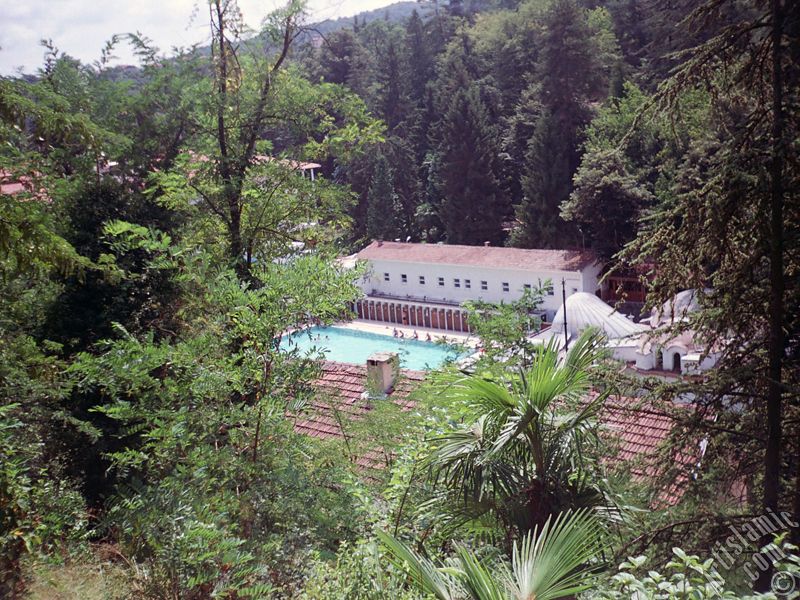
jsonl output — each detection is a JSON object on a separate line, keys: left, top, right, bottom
{"left": 366, "top": 351, "right": 399, "bottom": 397}
{"left": 376, "top": 239, "right": 383, "bottom": 247}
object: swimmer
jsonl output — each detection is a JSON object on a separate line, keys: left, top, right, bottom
{"left": 425, "top": 333, "right": 432, "bottom": 342}
{"left": 393, "top": 328, "right": 398, "bottom": 337}
{"left": 412, "top": 330, "right": 418, "bottom": 339}
{"left": 398, "top": 330, "right": 405, "bottom": 338}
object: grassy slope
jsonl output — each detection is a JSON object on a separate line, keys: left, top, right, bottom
{"left": 24, "top": 560, "right": 130, "bottom": 600}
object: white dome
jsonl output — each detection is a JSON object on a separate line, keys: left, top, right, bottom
{"left": 650, "top": 289, "right": 705, "bottom": 327}
{"left": 551, "top": 293, "right": 646, "bottom": 340}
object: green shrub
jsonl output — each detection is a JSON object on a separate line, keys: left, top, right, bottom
{"left": 300, "top": 539, "right": 422, "bottom": 600}
{"left": 588, "top": 543, "right": 800, "bottom": 599}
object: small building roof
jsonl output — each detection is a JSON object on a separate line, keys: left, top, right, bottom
{"left": 356, "top": 241, "right": 596, "bottom": 272}
{"left": 637, "top": 329, "right": 707, "bottom": 356}
{"left": 550, "top": 292, "right": 647, "bottom": 340}
{"left": 255, "top": 155, "right": 321, "bottom": 171}
{"left": 0, "top": 169, "right": 50, "bottom": 202}
{"left": 0, "top": 170, "right": 27, "bottom": 195}
{"left": 291, "top": 361, "right": 424, "bottom": 442}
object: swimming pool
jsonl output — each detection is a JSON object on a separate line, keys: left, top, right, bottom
{"left": 281, "top": 326, "right": 464, "bottom": 371}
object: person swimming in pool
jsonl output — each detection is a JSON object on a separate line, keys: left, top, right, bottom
{"left": 393, "top": 328, "right": 398, "bottom": 337}
{"left": 412, "top": 330, "right": 418, "bottom": 339}
{"left": 425, "top": 332, "right": 432, "bottom": 342}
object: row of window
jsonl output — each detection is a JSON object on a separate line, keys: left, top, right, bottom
{"left": 521, "top": 283, "right": 557, "bottom": 296}
{"left": 384, "top": 272, "right": 556, "bottom": 295}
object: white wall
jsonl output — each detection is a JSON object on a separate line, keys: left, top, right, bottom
{"left": 359, "top": 259, "right": 600, "bottom": 319}
{"left": 682, "top": 352, "right": 719, "bottom": 375}
{"left": 610, "top": 344, "right": 640, "bottom": 363}
{"left": 635, "top": 351, "right": 656, "bottom": 370}
{"left": 582, "top": 262, "right": 603, "bottom": 294}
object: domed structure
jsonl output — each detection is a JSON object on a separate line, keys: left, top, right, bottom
{"left": 649, "top": 289, "right": 705, "bottom": 328}
{"left": 533, "top": 292, "right": 719, "bottom": 376}
{"left": 550, "top": 292, "right": 646, "bottom": 340}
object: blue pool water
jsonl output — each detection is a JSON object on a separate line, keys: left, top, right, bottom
{"left": 281, "top": 326, "right": 463, "bottom": 371}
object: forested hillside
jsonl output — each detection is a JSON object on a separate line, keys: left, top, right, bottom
{"left": 1, "top": 0, "right": 798, "bottom": 597}
{"left": 299, "top": 0, "right": 734, "bottom": 253}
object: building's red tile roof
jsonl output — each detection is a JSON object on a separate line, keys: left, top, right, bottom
{"left": 296, "top": 365, "right": 699, "bottom": 504}
{"left": 599, "top": 396, "right": 703, "bottom": 505}
{"left": 291, "top": 361, "right": 424, "bottom": 443}
{"left": 356, "top": 241, "right": 597, "bottom": 272}
{"left": 0, "top": 169, "right": 49, "bottom": 201}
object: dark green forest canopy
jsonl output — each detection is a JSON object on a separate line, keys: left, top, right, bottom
{"left": 1, "top": 0, "right": 798, "bottom": 597}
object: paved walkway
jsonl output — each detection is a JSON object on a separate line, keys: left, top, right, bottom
{"left": 336, "top": 319, "right": 481, "bottom": 348}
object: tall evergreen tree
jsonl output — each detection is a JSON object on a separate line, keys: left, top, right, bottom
{"left": 511, "top": 0, "right": 602, "bottom": 248}
{"left": 512, "top": 110, "right": 581, "bottom": 248}
{"left": 316, "top": 29, "right": 361, "bottom": 86}
{"left": 366, "top": 154, "right": 403, "bottom": 241}
{"left": 434, "top": 85, "right": 508, "bottom": 246}
{"left": 404, "top": 10, "right": 433, "bottom": 109}
{"left": 383, "top": 137, "right": 423, "bottom": 236}
{"left": 377, "top": 34, "right": 412, "bottom": 132}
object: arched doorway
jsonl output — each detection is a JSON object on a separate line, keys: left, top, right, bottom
{"left": 672, "top": 352, "right": 681, "bottom": 373}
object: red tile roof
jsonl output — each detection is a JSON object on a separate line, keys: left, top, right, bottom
{"left": 291, "top": 361, "right": 424, "bottom": 444}
{"left": 296, "top": 365, "right": 699, "bottom": 503}
{"left": 0, "top": 169, "right": 47, "bottom": 200}
{"left": 599, "top": 396, "right": 703, "bottom": 505}
{"left": 356, "top": 241, "right": 597, "bottom": 272}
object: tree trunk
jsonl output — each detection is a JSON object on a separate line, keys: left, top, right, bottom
{"left": 757, "top": 0, "right": 786, "bottom": 590}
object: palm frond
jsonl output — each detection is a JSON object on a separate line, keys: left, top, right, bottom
{"left": 455, "top": 545, "right": 508, "bottom": 600}
{"left": 508, "top": 509, "right": 604, "bottom": 600}
{"left": 379, "top": 509, "right": 605, "bottom": 600}
{"left": 377, "top": 530, "right": 463, "bottom": 600}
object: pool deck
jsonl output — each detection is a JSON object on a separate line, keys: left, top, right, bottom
{"left": 336, "top": 319, "right": 481, "bottom": 348}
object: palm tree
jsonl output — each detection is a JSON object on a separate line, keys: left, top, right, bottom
{"left": 422, "top": 329, "right": 612, "bottom": 539}
{"left": 379, "top": 509, "right": 605, "bottom": 600}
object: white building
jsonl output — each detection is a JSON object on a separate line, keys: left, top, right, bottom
{"left": 637, "top": 290, "right": 720, "bottom": 375}
{"left": 533, "top": 291, "right": 718, "bottom": 376}
{"left": 351, "top": 241, "right": 601, "bottom": 332}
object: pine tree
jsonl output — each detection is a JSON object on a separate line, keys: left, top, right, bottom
{"left": 316, "top": 29, "right": 361, "bottom": 86}
{"left": 434, "top": 84, "right": 508, "bottom": 246}
{"left": 365, "top": 155, "right": 403, "bottom": 241}
{"left": 377, "top": 35, "right": 412, "bottom": 132}
{"left": 511, "top": 0, "right": 600, "bottom": 249}
{"left": 512, "top": 110, "right": 580, "bottom": 248}
{"left": 404, "top": 10, "right": 433, "bottom": 109}
{"left": 383, "top": 137, "right": 422, "bottom": 237}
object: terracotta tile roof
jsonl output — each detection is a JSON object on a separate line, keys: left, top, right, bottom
{"left": 295, "top": 366, "right": 699, "bottom": 503}
{"left": 598, "top": 396, "right": 703, "bottom": 505}
{"left": 356, "top": 241, "right": 597, "bottom": 272}
{"left": 291, "top": 361, "right": 425, "bottom": 444}
{"left": 0, "top": 169, "right": 50, "bottom": 202}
